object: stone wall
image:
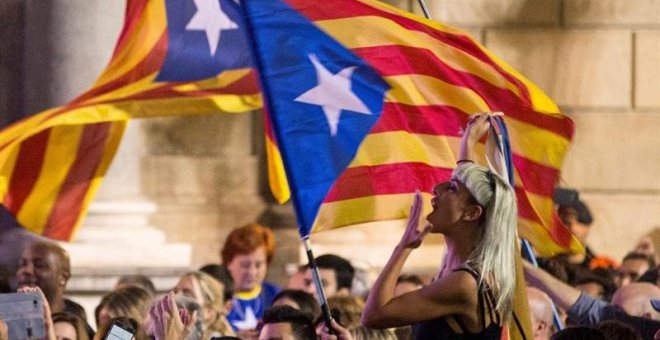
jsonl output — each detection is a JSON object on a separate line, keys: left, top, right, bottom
{"left": 0, "top": 0, "right": 659, "bottom": 304}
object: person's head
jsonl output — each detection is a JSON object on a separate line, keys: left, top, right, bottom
{"left": 594, "top": 320, "right": 642, "bottom": 340}
{"left": 258, "top": 305, "right": 316, "bottom": 340}
{"left": 616, "top": 252, "right": 656, "bottom": 287}
{"left": 428, "top": 163, "right": 518, "bottom": 318}
{"left": 303, "top": 254, "right": 354, "bottom": 299}
{"left": 114, "top": 275, "right": 156, "bottom": 295}
{"left": 286, "top": 265, "right": 307, "bottom": 291}
{"left": 611, "top": 282, "right": 660, "bottom": 320}
{"left": 173, "top": 271, "right": 231, "bottom": 336}
{"left": 15, "top": 241, "right": 70, "bottom": 305}
{"left": 394, "top": 274, "right": 424, "bottom": 297}
{"left": 221, "top": 223, "right": 275, "bottom": 292}
{"left": 550, "top": 326, "right": 607, "bottom": 340}
{"left": 326, "top": 295, "right": 364, "bottom": 330}
{"left": 199, "top": 263, "right": 235, "bottom": 306}
{"left": 52, "top": 312, "right": 90, "bottom": 340}
{"left": 94, "top": 286, "right": 152, "bottom": 332}
{"left": 93, "top": 317, "right": 139, "bottom": 340}
{"left": 553, "top": 188, "right": 593, "bottom": 245}
{"left": 526, "top": 287, "right": 553, "bottom": 340}
{"left": 272, "top": 289, "right": 321, "bottom": 321}
{"left": 350, "top": 326, "right": 398, "bottom": 340}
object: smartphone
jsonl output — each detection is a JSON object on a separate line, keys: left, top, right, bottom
{"left": 103, "top": 320, "right": 135, "bottom": 340}
{"left": 0, "top": 292, "right": 45, "bottom": 339}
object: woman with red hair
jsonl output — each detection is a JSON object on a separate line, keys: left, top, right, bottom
{"left": 221, "top": 223, "right": 281, "bottom": 336}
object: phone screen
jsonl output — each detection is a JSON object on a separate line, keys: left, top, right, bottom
{"left": 104, "top": 323, "right": 135, "bottom": 340}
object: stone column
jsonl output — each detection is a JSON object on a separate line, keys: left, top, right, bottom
{"left": 22, "top": 1, "right": 192, "bottom": 319}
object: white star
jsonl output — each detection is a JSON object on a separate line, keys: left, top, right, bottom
{"left": 233, "top": 306, "right": 258, "bottom": 330}
{"left": 185, "top": 0, "right": 238, "bottom": 56}
{"left": 295, "top": 54, "right": 372, "bottom": 136}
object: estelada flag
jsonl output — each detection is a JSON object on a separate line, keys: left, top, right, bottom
{"left": 0, "top": 0, "right": 261, "bottom": 240}
{"left": 262, "top": 0, "right": 580, "bottom": 257}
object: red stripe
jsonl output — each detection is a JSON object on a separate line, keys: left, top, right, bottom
{"left": 287, "top": 0, "right": 533, "bottom": 104}
{"left": 516, "top": 186, "right": 572, "bottom": 248}
{"left": 111, "top": 0, "right": 150, "bottom": 60}
{"left": 550, "top": 212, "right": 573, "bottom": 249}
{"left": 355, "top": 45, "right": 573, "bottom": 139}
{"left": 42, "top": 123, "right": 113, "bottom": 240}
{"left": 104, "top": 71, "right": 260, "bottom": 102}
{"left": 3, "top": 130, "right": 50, "bottom": 216}
{"left": 514, "top": 186, "right": 544, "bottom": 226}
{"left": 324, "top": 163, "right": 453, "bottom": 202}
{"left": 512, "top": 154, "right": 561, "bottom": 197}
{"left": 372, "top": 102, "right": 466, "bottom": 136}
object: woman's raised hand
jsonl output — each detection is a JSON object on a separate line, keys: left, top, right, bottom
{"left": 399, "top": 190, "right": 432, "bottom": 249}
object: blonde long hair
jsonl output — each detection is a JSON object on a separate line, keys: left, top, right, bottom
{"left": 452, "top": 163, "right": 518, "bottom": 319}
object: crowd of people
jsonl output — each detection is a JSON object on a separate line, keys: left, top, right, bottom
{"left": 1, "top": 113, "right": 659, "bottom": 339}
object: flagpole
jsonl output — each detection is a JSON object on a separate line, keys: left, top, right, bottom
{"left": 416, "top": 0, "right": 432, "bottom": 19}
{"left": 489, "top": 116, "right": 565, "bottom": 331}
{"left": 302, "top": 236, "right": 337, "bottom": 335}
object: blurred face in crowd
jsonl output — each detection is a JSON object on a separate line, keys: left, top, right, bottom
{"left": 16, "top": 244, "right": 68, "bottom": 303}
{"left": 174, "top": 275, "right": 204, "bottom": 306}
{"left": 227, "top": 246, "right": 268, "bottom": 292}
{"left": 303, "top": 268, "right": 338, "bottom": 299}
{"left": 53, "top": 321, "right": 78, "bottom": 340}
{"left": 259, "top": 322, "right": 294, "bottom": 340}
{"left": 616, "top": 258, "right": 651, "bottom": 287}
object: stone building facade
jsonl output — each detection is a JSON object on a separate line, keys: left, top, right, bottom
{"left": 1, "top": 0, "right": 659, "bottom": 325}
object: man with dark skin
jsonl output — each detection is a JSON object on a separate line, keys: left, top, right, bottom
{"left": 15, "top": 240, "right": 85, "bottom": 317}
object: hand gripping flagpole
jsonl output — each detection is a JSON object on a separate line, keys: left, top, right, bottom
{"left": 302, "top": 236, "right": 337, "bottom": 335}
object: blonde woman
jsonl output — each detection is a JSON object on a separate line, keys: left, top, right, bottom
{"left": 173, "top": 271, "right": 234, "bottom": 338}
{"left": 361, "top": 113, "right": 518, "bottom": 339}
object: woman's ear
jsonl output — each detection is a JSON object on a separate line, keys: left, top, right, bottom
{"left": 462, "top": 204, "right": 483, "bottom": 222}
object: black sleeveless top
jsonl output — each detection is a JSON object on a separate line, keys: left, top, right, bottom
{"left": 412, "top": 266, "right": 503, "bottom": 340}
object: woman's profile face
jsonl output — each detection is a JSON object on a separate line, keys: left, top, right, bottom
{"left": 227, "top": 245, "right": 268, "bottom": 292}
{"left": 426, "top": 179, "right": 474, "bottom": 231}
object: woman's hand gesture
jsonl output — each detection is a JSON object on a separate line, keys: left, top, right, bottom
{"left": 399, "top": 190, "right": 432, "bottom": 249}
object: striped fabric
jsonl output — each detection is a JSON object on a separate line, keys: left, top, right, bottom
{"left": 264, "top": 0, "right": 581, "bottom": 256}
{"left": 0, "top": 0, "right": 261, "bottom": 241}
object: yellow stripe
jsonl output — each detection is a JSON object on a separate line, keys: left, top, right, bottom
{"left": 92, "top": 0, "right": 167, "bottom": 88}
{"left": 0, "top": 143, "right": 20, "bottom": 198}
{"left": 354, "top": 0, "right": 469, "bottom": 36}
{"left": 349, "top": 128, "right": 565, "bottom": 171}
{"left": 312, "top": 193, "right": 433, "bottom": 233}
{"left": 266, "top": 136, "right": 290, "bottom": 204}
{"left": 519, "top": 216, "right": 583, "bottom": 257}
{"left": 479, "top": 46, "right": 561, "bottom": 115}
{"left": 172, "top": 69, "right": 254, "bottom": 91}
{"left": 385, "top": 74, "right": 490, "bottom": 112}
{"left": 236, "top": 285, "right": 262, "bottom": 300}
{"left": 350, "top": 132, "right": 459, "bottom": 168}
{"left": 505, "top": 117, "right": 571, "bottom": 169}
{"left": 317, "top": 17, "right": 523, "bottom": 99}
{"left": 17, "top": 125, "right": 83, "bottom": 234}
{"left": 67, "top": 121, "right": 126, "bottom": 241}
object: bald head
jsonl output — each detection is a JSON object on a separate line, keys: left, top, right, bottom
{"left": 526, "top": 286, "right": 553, "bottom": 340}
{"left": 611, "top": 282, "right": 660, "bottom": 320}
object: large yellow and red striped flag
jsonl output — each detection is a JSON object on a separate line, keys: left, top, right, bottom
{"left": 265, "top": 0, "right": 581, "bottom": 257}
{"left": 0, "top": 0, "right": 261, "bottom": 240}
